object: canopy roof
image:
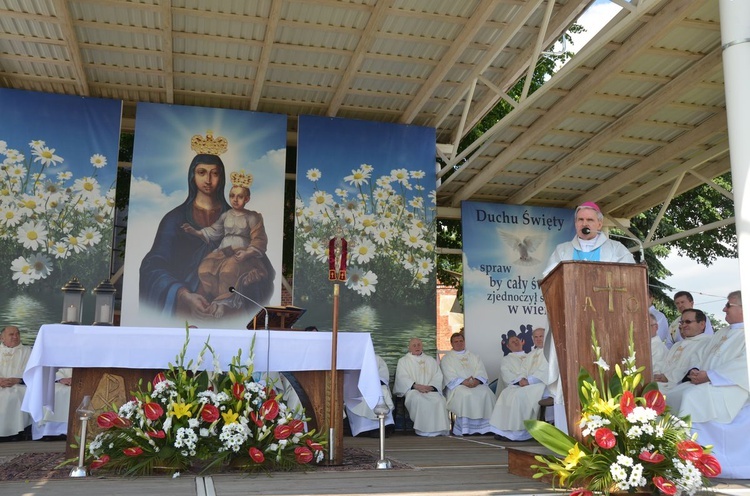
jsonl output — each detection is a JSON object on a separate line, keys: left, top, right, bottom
{"left": 0, "top": 0, "right": 730, "bottom": 225}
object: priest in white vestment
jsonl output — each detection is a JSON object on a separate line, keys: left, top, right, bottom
{"left": 649, "top": 313, "right": 669, "bottom": 375}
{"left": 664, "top": 291, "right": 714, "bottom": 348}
{"left": 664, "top": 291, "right": 750, "bottom": 478}
{"left": 490, "top": 333, "right": 552, "bottom": 441}
{"left": 32, "top": 367, "right": 72, "bottom": 440}
{"left": 0, "top": 326, "right": 32, "bottom": 438}
{"left": 393, "top": 338, "right": 450, "bottom": 437}
{"left": 345, "top": 355, "right": 395, "bottom": 436}
{"left": 440, "top": 332, "right": 494, "bottom": 435}
{"left": 655, "top": 309, "right": 711, "bottom": 390}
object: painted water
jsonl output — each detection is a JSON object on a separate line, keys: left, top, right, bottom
{"left": 0, "top": 294, "right": 64, "bottom": 346}
{"left": 296, "top": 302, "right": 436, "bottom": 383}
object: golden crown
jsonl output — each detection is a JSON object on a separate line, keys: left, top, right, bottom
{"left": 190, "top": 130, "right": 228, "bottom": 156}
{"left": 230, "top": 171, "right": 253, "bottom": 189}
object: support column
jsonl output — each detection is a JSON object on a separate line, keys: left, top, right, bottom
{"left": 719, "top": 0, "right": 750, "bottom": 346}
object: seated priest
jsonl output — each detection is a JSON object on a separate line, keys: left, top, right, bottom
{"left": 344, "top": 354, "right": 395, "bottom": 437}
{"left": 654, "top": 309, "right": 711, "bottom": 391}
{"left": 393, "top": 338, "right": 450, "bottom": 437}
{"left": 32, "top": 367, "right": 72, "bottom": 440}
{"left": 664, "top": 291, "right": 750, "bottom": 478}
{"left": 490, "top": 330, "right": 553, "bottom": 441}
{"left": 649, "top": 312, "right": 669, "bottom": 375}
{"left": 440, "top": 332, "right": 494, "bottom": 436}
{"left": 0, "top": 326, "right": 32, "bottom": 439}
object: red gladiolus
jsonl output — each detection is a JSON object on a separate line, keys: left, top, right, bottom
{"left": 261, "top": 399, "right": 279, "bottom": 420}
{"left": 289, "top": 419, "right": 305, "bottom": 434}
{"left": 306, "top": 439, "right": 323, "bottom": 452}
{"left": 639, "top": 451, "right": 665, "bottom": 463}
{"left": 570, "top": 489, "right": 594, "bottom": 496}
{"left": 644, "top": 389, "right": 666, "bottom": 415}
{"left": 147, "top": 430, "right": 166, "bottom": 438}
{"left": 249, "top": 447, "right": 265, "bottom": 463}
{"left": 153, "top": 372, "right": 166, "bottom": 385}
{"left": 274, "top": 424, "right": 293, "bottom": 440}
{"left": 294, "top": 446, "right": 313, "bottom": 464}
{"left": 653, "top": 476, "right": 677, "bottom": 495}
{"left": 144, "top": 402, "right": 164, "bottom": 421}
{"left": 676, "top": 440, "right": 703, "bottom": 461}
{"left": 594, "top": 427, "right": 616, "bottom": 449}
{"left": 232, "top": 382, "right": 245, "bottom": 400}
{"left": 96, "top": 411, "right": 119, "bottom": 429}
{"left": 620, "top": 390, "right": 635, "bottom": 417}
{"left": 123, "top": 446, "right": 144, "bottom": 457}
{"left": 201, "top": 404, "right": 220, "bottom": 423}
{"left": 695, "top": 453, "right": 722, "bottom": 477}
{"left": 90, "top": 454, "right": 110, "bottom": 470}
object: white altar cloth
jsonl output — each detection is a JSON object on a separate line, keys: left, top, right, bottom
{"left": 22, "top": 325, "right": 381, "bottom": 422}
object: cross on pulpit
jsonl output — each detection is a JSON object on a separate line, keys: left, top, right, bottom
{"left": 593, "top": 272, "right": 627, "bottom": 311}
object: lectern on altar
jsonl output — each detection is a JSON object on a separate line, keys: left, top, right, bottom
{"left": 540, "top": 261, "right": 651, "bottom": 440}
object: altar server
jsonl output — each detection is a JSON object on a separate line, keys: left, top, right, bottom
{"left": 345, "top": 355, "right": 395, "bottom": 436}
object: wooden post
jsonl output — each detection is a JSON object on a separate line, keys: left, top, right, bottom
{"left": 328, "top": 283, "right": 340, "bottom": 463}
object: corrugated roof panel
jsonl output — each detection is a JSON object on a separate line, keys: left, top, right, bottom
{"left": 176, "top": 13, "right": 267, "bottom": 41}
{"left": 282, "top": 0, "right": 371, "bottom": 30}
{"left": 275, "top": 24, "right": 359, "bottom": 51}
{"left": 175, "top": 0, "right": 266, "bottom": 16}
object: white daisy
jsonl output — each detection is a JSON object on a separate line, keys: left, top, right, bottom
{"left": 32, "top": 146, "right": 63, "bottom": 166}
{"left": 90, "top": 154, "right": 107, "bottom": 168}
{"left": 306, "top": 168, "right": 322, "bottom": 182}
{"left": 16, "top": 220, "right": 47, "bottom": 250}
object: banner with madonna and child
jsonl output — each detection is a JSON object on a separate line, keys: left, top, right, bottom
{"left": 120, "top": 103, "right": 286, "bottom": 330}
{"left": 461, "top": 201, "right": 575, "bottom": 383}
{"left": 0, "top": 88, "right": 122, "bottom": 345}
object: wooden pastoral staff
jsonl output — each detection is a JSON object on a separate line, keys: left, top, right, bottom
{"left": 540, "top": 261, "right": 651, "bottom": 441}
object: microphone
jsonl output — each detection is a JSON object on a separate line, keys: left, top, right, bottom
{"left": 229, "top": 286, "right": 271, "bottom": 383}
{"left": 581, "top": 227, "right": 591, "bottom": 235}
{"left": 607, "top": 232, "right": 645, "bottom": 264}
{"left": 229, "top": 286, "right": 268, "bottom": 331}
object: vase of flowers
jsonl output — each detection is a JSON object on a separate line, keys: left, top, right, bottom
{"left": 525, "top": 325, "right": 720, "bottom": 495}
{"left": 86, "top": 328, "right": 327, "bottom": 475}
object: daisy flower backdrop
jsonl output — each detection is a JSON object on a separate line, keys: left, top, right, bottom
{"left": 0, "top": 88, "right": 122, "bottom": 344}
{"left": 294, "top": 115, "right": 437, "bottom": 370}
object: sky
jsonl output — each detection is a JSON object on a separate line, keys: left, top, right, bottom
{"left": 567, "top": 1, "right": 740, "bottom": 324}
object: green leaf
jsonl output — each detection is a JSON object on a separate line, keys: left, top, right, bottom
{"left": 524, "top": 420, "right": 577, "bottom": 456}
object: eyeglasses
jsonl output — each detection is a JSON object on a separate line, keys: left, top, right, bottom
{"left": 724, "top": 302, "right": 742, "bottom": 309}
{"left": 679, "top": 319, "right": 696, "bottom": 325}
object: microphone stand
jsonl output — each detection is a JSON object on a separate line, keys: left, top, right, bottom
{"left": 606, "top": 231, "right": 646, "bottom": 263}
{"left": 229, "top": 287, "right": 270, "bottom": 382}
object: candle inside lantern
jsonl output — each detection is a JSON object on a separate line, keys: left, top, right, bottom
{"left": 67, "top": 305, "right": 77, "bottom": 322}
{"left": 100, "top": 303, "right": 110, "bottom": 323}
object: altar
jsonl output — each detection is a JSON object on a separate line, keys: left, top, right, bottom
{"left": 22, "top": 325, "right": 382, "bottom": 462}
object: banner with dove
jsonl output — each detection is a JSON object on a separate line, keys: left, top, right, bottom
{"left": 461, "top": 201, "right": 574, "bottom": 383}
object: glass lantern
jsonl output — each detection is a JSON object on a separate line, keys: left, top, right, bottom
{"left": 61, "top": 277, "right": 85, "bottom": 324}
{"left": 93, "top": 279, "right": 116, "bottom": 326}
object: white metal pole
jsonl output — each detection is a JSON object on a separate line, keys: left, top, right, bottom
{"left": 719, "top": 0, "right": 750, "bottom": 359}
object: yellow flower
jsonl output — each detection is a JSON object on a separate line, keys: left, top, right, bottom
{"left": 563, "top": 443, "right": 585, "bottom": 470}
{"left": 592, "top": 397, "right": 616, "bottom": 415}
{"left": 222, "top": 409, "right": 239, "bottom": 424}
{"left": 170, "top": 402, "right": 192, "bottom": 419}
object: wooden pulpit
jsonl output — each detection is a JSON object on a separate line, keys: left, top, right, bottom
{"left": 540, "top": 261, "right": 651, "bottom": 440}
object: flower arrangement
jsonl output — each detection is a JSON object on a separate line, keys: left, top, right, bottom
{"left": 525, "top": 325, "right": 720, "bottom": 495}
{"left": 0, "top": 138, "right": 114, "bottom": 288}
{"left": 86, "top": 329, "right": 327, "bottom": 475}
{"left": 294, "top": 163, "right": 436, "bottom": 302}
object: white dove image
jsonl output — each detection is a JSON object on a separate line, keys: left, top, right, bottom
{"left": 498, "top": 230, "right": 543, "bottom": 266}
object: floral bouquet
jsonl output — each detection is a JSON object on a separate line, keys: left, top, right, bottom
{"left": 525, "top": 325, "right": 720, "bottom": 495}
{"left": 87, "top": 329, "right": 327, "bottom": 475}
